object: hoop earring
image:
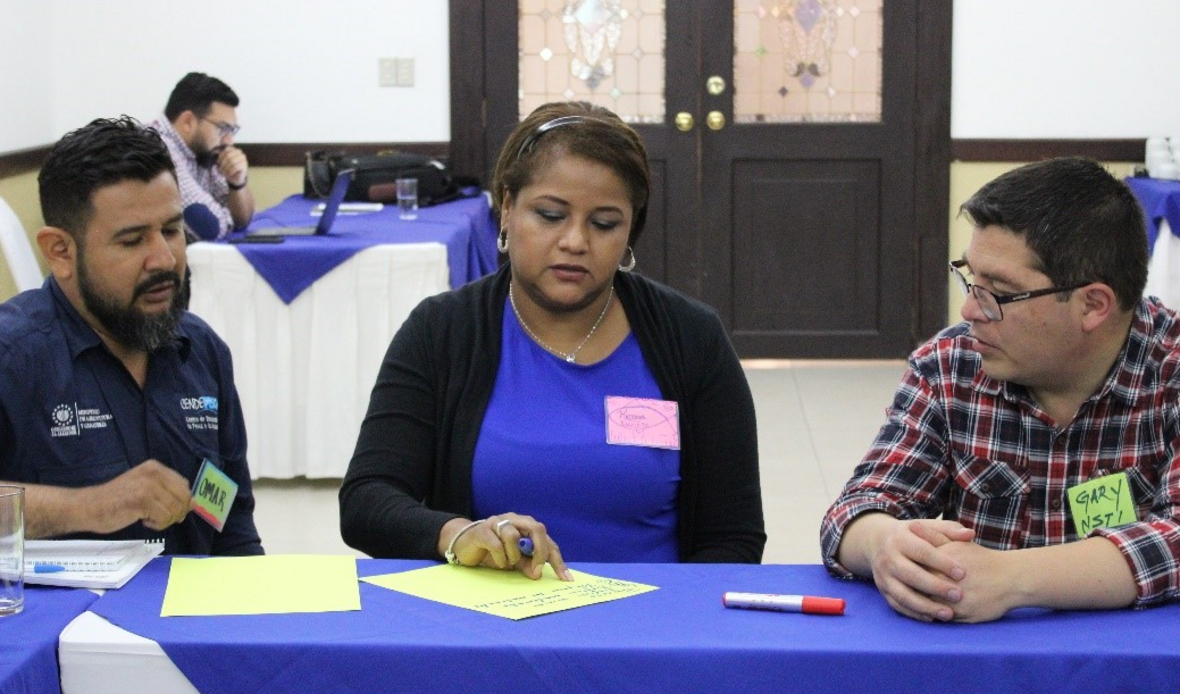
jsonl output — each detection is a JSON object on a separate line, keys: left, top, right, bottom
{"left": 618, "top": 246, "right": 636, "bottom": 273}
{"left": 497, "top": 228, "right": 509, "bottom": 254}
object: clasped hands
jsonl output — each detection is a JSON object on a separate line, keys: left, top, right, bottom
{"left": 864, "top": 518, "right": 1018, "bottom": 623}
{"left": 441, "top": 513, "right": 573, "bottom": 581}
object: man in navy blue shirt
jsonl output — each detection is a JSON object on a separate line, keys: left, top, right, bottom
{"left": 0, "top": 117, "right": 263, "bottom": 555}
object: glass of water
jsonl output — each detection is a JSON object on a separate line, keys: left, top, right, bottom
{"left": 396, "top": 178, "right": 418, "bottom": 220}
{"left": 0, "top": 485, "right": 23, "bottom": 616}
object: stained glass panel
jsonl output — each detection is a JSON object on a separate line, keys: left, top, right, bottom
{"left": 734, "top": 0, "right": 882, "bottom": 123}
{"left": 518, "top": 0, "right": 666, "bottom": 123}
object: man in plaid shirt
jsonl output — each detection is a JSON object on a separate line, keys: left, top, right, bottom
{"left": 147, "top": 73, "right": 254, "bottom": 240}
{"left": 822, "top": 157, "right": 1179, "bottom": 622}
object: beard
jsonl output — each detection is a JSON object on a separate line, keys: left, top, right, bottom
{"left": 77, "top": 253, "right": 183, "bottom": 353}
{"left": 189, "top": 138, "right": 223, "bottom": 169}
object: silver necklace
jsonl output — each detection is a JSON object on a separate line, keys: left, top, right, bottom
{"left": 509, "top": 283, "right": 614, "bottom": 364}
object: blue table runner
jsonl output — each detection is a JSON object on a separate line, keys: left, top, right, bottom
{"left": 1126, "top": 176, "right": 1180, "bottom": 253}
{"left": 87, "top": 558, "right": 1180, "bottom": 694}
{"left": 222, "top": 192, "right": 498, "bottom": 303}
{"left": 0, "top": 587, "right": 98, "bottom": 694}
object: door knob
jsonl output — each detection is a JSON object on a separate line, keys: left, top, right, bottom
{"left": 706, "top": 111, "right": 725, "bottom": 130}
{"left": 675, "top": 112, "right": 695, "bottom": 132}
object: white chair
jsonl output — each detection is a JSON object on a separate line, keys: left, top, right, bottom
{"left": 0, "top": 196, "right": 42, "bottom": 292}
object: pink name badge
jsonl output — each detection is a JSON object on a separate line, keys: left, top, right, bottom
{"left": 605, "top": 396, "right": 680, "bottom": 450}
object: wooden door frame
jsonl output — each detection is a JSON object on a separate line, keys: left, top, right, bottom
{"left": 448, "top": 0, "right": 951, "bottom": 348}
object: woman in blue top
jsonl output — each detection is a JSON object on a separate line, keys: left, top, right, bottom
{"left": 340, "top": 102, "right": 765, "bottom": 579}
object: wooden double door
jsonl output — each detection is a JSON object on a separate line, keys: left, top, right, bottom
{"left": 450, "top": 1, "right": 950, "bottom": 358}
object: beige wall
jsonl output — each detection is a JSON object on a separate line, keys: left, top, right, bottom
{"left": 945, "top": 160, "right": 1139, "bottom": 327}
{"left": 0, "top": 166, "right": 303, "bottom": 303}
{"left": 0, "top": 171, "right": 47, "bottom": 301}
{"left": 247, "top": 167, "right": 305, "bottom": 211}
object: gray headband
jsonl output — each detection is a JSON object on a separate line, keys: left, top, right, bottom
{"left": 515, "top": 115, "right": 608, "bottom": 161}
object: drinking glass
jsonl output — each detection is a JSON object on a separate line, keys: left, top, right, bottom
{"left": 0, "top": 485, "right": 24, "bottom": 616}
{"left": 396, "top": 178, "right": 418, "bottom": 220}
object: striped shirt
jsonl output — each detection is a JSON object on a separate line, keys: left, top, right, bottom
{"left": 147, "top": 115, "right": 234, "bottom": 239}
{"left": 821, "top": 298, "right": 1180, "bottom": 606}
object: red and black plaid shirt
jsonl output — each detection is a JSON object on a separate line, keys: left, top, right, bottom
{"left": 822, "top": 298, "right": 1180, "bottom": 606}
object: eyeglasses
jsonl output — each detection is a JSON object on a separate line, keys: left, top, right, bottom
{"left": 949, "top": 260, "right": 1090, "bottom": 322}
{"left": 200, "top": 117, "right": 240, "bottom": 138}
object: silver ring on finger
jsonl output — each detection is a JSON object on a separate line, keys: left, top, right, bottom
{"left": 494, "top": 519, "right": 512, "bottom": 533}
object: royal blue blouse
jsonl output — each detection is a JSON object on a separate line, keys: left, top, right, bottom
{"left": 471, "top": 299, "right": 681, "bottom": 562}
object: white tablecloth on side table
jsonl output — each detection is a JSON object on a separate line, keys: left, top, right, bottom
{"left": 1147, "top": 220, "right": 1180, "bottom": 309}
{"left": 187, "top": 242, "right": 449, "bottom": 479}
{"left": 59, "top": 612, "right": 197, "bottom": 694}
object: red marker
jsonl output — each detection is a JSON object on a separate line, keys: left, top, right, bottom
{"left": 722, "top": 592, "right": 845, "bottom": 616}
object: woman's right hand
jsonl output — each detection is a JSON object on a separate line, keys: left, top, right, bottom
{"left": 439, "top": 514, "right": 573, "bottom": 581}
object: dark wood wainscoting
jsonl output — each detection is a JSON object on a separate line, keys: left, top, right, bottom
{"left": 951, "top": 140, "right": 1143, "bottom": 162}
{"left": 0, "top": 146, "right": 51, "bottom": 178}
{"left": 0, "top": 142, "right": 451, "bottom": 179}
{"left": 3, "top": 139, "right": 1144, "bottom": 179}
{"left": 240, "top": 143, "right": 451, "bottom": 168}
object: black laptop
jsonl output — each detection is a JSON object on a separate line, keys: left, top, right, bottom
{"left": 248, "top": 169, "right": 355, "bottom": 237}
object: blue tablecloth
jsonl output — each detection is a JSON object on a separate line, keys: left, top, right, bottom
{"left": 87, "top": 558, "right": 1180, "bottom": 694}
{"left": 0, "top": 587, "right": 98, "bottom": 694}
{"left": 1125, "top": 177, "right": 1180, "bottom": 253}
{"left": 225, "top": 192, "right": 498, "bottom": 303}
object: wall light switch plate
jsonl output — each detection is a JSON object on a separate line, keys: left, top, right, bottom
{"left": 379, "top": 58, "right": 414, "bottom": 87}
{"left": 396, "top": 58, "right": 414, "bottom": 87}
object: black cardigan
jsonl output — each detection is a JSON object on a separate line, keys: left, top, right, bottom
{"left": 340, "top": 265, "right": 765, "bottom": 562}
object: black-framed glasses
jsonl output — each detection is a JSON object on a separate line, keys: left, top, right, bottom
{"left": 949, "top": 260, "right": 1091, "bottom": 322}
{"left": 201, "top": 117, "right": 240, "bottom": 138}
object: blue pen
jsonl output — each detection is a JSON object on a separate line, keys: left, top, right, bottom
{"left": 33, "top": 564, "right": 66, "bottom": 574}
{"left": 518, "top": 537, "right": 534, "bottom": 557}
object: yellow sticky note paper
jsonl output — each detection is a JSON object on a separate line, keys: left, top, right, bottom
{"left": 362, "top": 564, "right": 658, "bottom": 620}
{"left": 1068, "top": 472, "right": 1136, "bottom": 536}
{"left": 162, "top": 555, "right": 361, "bottom": 617}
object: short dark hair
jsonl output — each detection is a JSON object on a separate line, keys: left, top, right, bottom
{"left": 38, "top": 116, "right": 177, "bottom": 239}
{"left": 163, "top": 72, "right": 239, "bottom": 121}
{"left": 959, "top": 157, "right": 1147, "bottom": 311}
{"left": 491, "top": 101, "right": 651, "bottom": 247}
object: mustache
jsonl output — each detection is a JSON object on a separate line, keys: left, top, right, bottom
{"left": 133, "top": 271, "right": 181, "bottom": 300}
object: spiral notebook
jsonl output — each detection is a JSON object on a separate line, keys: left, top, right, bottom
{"left": 23, "top": 539, "right": 165, "bottom": 589}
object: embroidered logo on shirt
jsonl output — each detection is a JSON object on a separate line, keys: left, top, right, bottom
{"left": 181, "top": 395, "right": 219, "bottom": 431}
{"left": 180, "top": 396, "right": 219, "bottom": 413}
{"left": 50, "top": 403, "right": 78, "bottom": 438}
{"left": 49, "top": 403, "right": 112, "bottom": 437}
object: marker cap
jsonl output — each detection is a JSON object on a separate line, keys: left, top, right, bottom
{"left": 518, "top": 537, "right": 534, "bottom": 556}
{"left": 801, "top": 596, "right": 845, "bottom": 616}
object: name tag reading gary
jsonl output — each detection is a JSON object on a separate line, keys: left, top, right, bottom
{"left": 192, "top": 458, "right": 238, "bottom": 532}
{"left": 1067, "top": 472, "right": 1136, "bottom": 536}
{"left": 605, "top": 396, "right": 680, "bottom": 450}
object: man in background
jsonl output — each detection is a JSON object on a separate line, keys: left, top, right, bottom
{"left": 822, "top": 157, "right": 1179, "bottom": 622}
{"left": 0, "top": 116, "right": 263, "bottom": 555}
{"left": 148, "top": 72, "right": 254, "bottom": 240}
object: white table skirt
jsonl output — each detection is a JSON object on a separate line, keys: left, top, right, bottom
{"left": 186, "top": 242, "right": 450, "bottom": 479}
{"left": 59, "top": 611, "right": 195, "bottom": 694}
{"left": 1147, "top": 220, "right": 1180, "bottom": 309}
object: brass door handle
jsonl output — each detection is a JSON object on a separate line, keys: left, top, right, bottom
{"left": 675, "top": 112, "right": 695, "bottom": 132}
{"left": 706, "top": 111, "right": 725, "bottom": 130}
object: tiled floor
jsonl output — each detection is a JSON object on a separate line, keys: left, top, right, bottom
{"left": 251, "top": 360, "right": 908, "bottom": 564}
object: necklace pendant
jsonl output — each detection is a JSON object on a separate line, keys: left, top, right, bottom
{"left": 565, "top": 354, "right": 576, "bottom": 363}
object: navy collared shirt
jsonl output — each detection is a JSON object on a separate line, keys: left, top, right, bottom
{"left": 0, "top": 277, "right": 263, "bottom": 555}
